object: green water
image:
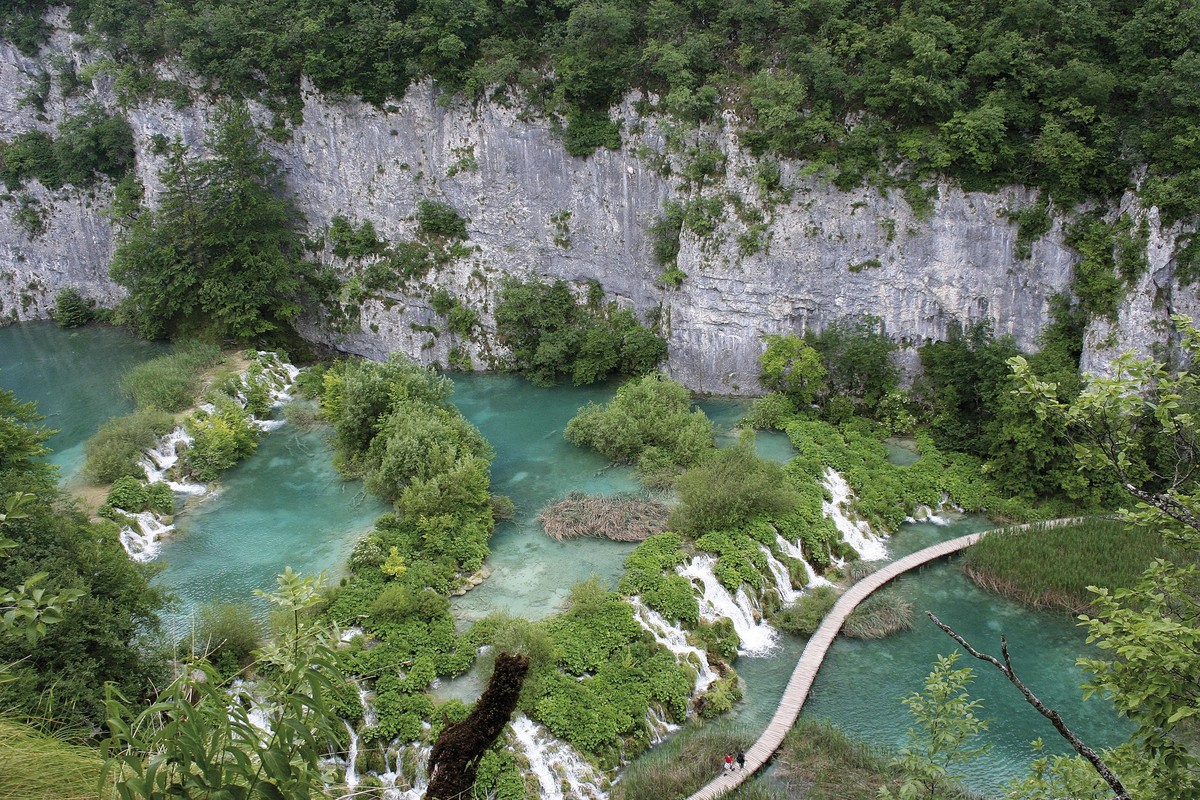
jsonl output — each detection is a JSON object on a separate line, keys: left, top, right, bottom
{"left": 155, "top": 422, "right": 388, "bottom": 636}
{"left": 0, "top": 322, "right": 168, "bottom": 482}
{"left": 0, "top": 324, "right": 1131, "bottom": 793}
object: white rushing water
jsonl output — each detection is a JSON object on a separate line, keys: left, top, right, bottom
{"left": 758, "top": 544, "right": 802, "bottom": 605}
{"left": 510, "top": 714, "right": 606, "bottom": 800}
{"left": 116, "top": 352, "right": 301, "bottom": 562}
{"left": 906, "top": 502, "right": 950, "bottom": 526}
{"left": 678, "top": 554, "right": 779, "bottom": 656}
{"left": 630, "top": 598, "right": 719, "bottom": 694}
{"left": 774, "top": 534, "right": 834, "bottom": 589}
{"left": 118, "top": 511, "right": 174, "bottom": 563}
{"left": 821, "top": 468, "right": 889, "bottom": 561}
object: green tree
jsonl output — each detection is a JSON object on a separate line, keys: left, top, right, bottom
{"left": 759, "top": 333, "right": 826, "bottom": 406}
{"left": 1008, "top": 314, "right": 1200, "bottom": 799}
{"left": 880, "top": 653, "right": 991, "bottom": 800}
{"left": 110, "top": 103, "right": 335, "bottom": 342}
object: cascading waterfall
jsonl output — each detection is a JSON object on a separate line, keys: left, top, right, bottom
{"left": 117, "top": 353, "right": 300, "bottom": 562}
{"left": 773, "top": 534, "right": 834, "bottom": 589}
{"left": 118, "top": 511, "right": 174, "bottom": 563}
{"left": 630, "top": 598, "right": 719, "bottom": 694}
{"left": 678, "top": 554, "right": 779, "bottom": 656}
{"left": 510, "top": 714, "right": 607, "bottom": 800}
{"left": 758, "top": 544, "right": 802, "bottom": 605}
{"left": 821, "top": 468, "right": 889, "bottom": 561}
{"left": 906, "top": 495, "right": 953, "bottom": 526}
{"left": 343, "top": 721, "right": 360, "bottom": 791}
{"left": 644, "top": 704, "right": 681, "bottom": 744}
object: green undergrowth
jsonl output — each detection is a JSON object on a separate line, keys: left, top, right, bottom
{"left": 0, "top": 715, "right": 105, "bottom": 800}
{"left": 962, "top": 518, "right": 1181, "bottom": 614}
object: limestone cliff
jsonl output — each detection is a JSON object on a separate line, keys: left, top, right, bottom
{"left": 1, "top": 23, "right": 1194, "bottom": 391}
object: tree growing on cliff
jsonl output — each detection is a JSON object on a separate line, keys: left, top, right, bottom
{"left": 110, "top": 103, "right": 336, "bottom": 343}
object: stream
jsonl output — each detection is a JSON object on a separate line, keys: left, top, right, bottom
{"left": 0, "top": 322, "right": 1132, "bottom": 795}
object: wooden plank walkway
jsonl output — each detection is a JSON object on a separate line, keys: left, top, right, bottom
{"left": 686, "top": 517, "right": 1081, "bottom": 800}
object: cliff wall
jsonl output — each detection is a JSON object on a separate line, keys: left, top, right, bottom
{"left": 1, "top": 24, "right": 1194, "bottom": 391}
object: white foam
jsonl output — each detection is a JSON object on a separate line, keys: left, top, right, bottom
{"left": 510, "top": 715, "right": 606, "bottom": 800}
{"left": 822, "top": 468, "right": 888, "bottom": 561}
{"left": 631, "top": 598, "right": 718, "bottom": 694}
{"left": 678, "top": 554, "right": 779, "bottom": 656}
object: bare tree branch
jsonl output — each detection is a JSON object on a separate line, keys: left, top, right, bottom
{"left": 926, "top": 612, "right": 1132, "bottom": 800}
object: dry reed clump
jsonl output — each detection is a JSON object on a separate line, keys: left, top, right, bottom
{"left": 537, "top": 492, "right": 669, "bottom": 542}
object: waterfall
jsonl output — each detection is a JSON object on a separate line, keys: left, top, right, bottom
{"left": 821, "top": 468, "right": 888, "bottom": 561}
{"left": 774, "top": 534, "right": 834, "bottom": 589}
{"left": 630, "top": 599, "right": 719, "bottom": 694}
{"left": 510, "top": 714, "right": 607, "bottom": 800}
{"left": 758, "top": 544, "right": 802, "bottom": 605}
{"left": 906, "top": 500, "right": 950, "bottom": 526}
{"left": 118, "top": 511, "right": 175, "bottom": 563}
{"left": 645, "top": 704, "right": 681, "bottom": 744}
{"left": 678, "top": 555, "right": 779, "bottom": 656}
{"left": 343, "top": 721, "right": 360, "bottom": 791}
{"left": 139, "top": 428, "right": 208, "bottom": 495}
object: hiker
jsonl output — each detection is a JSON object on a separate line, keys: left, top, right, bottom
{"left": 724, "top": 752, "right": 733, "bottom": 772}
{"left": 737, "top": 749, "right": 745, "bottom": 770}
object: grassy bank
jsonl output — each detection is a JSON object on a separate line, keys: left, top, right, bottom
{"left": 0, "top": 716, "right": 103, "bottom": 800}
{"left": 962, "top": 518, "right": 1177, "bottom": 613}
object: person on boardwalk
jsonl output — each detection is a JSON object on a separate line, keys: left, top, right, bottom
{"left": 724, "top": 753, "right": 733, "bottom": 772}
{"left": 736, "top": 749, "right": 745, "bottom": 770}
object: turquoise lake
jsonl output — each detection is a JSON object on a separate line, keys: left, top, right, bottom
{"left": 0, "top": 322, "right": 1132, "bottom": 794}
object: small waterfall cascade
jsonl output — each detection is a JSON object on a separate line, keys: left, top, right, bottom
{"left": 906, "top": 494, "right": 953, "bottom": 526}
{"left": 376, "top": 742, "right": 431, "bottom": 800}
{"left": 510, "top": 714, "right": 607, "bottom": 800}
{"left": 645, "top": 704, "right": 681, "bottom": 745}
{"left": 117, "top": 353, "right": 301, "bottom": 562}
{"left": 678, "top": 554, "right": 779, "bottom": 656}
{"left": 630, "top": 598, "right": 719, "bottom": 694}
{"left": 118, "top": 511, "right": 175, "bottom": 563}
{"left": 774, "top": 534, "right": 834, "bottom": 589}
{"left": 821, "top": 468, "right": 889, "bottom": 561}
{"left": 758, "top": 544, "right": 802, "bottom": 605}
{"left": 343, "top": 721, "right": 360, "bottom": 791}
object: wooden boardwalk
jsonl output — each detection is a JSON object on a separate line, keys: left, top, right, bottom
{"left": 686, "top": 518, "right": 1079, "bottom": 800}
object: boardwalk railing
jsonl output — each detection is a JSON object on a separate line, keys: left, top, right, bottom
{"left": 686, "top": 518, "right": 1081, "bottom": 800}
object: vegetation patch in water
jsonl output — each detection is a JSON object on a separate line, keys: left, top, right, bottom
{"left": 538, "top": 491, "right": 669, "bottom": 542}
{"left": 844, "top": 591, "right": 914, "bottom": 639}
{"left": 961, "top": 518, "right": 1177, "bottom": 614}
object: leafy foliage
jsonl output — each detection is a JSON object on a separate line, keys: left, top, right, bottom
{"left": 566, "top": 374, "right": 713, "bottom": 482}
{"left": 494, "top": 277, "right": 666, "bottom": 386}
{"left": 758, "top": 333, "right": 825, "bottom": 406}
{"left": 110, "top": 104, "right": 335, "bottom": 342}
{"left": 119, "top": 342, "right": 222, "bottom": 412}
{"left": 53, "top": 287, "right": 95, "bottom": 329}
{"left": 880, "top": 653, "right": 991, "bottom": 800}
{"left": 83, "top": 408, "right": 176, "bottom": 484}
{"left": 0, "top": 105, "right": 134, "bottom": 191}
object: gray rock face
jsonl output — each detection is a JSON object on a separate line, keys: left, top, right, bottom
{"left": 1, "top": 28, "right": 1195, "bottom": 389}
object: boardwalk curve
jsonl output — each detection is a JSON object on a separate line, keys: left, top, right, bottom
{"left": 686, "top": 518, "right": 1080, "bottom": 800}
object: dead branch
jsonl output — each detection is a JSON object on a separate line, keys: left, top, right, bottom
{"left": 926, "top": 611, "right": 1132, "bottom": 800}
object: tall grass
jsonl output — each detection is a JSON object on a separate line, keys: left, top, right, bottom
{"left": 83, "top": 408, "right": 174, "bottom": 483}
{"left": 0, "top": 715, "right": 103, "bottom": 800}
{"left": 613, "top": 723, "right": 758, "bottom": 800}
{"left": 844, "top": 592, "right": 914, "bottom": 639}
{"left": 962, "top": 518, "right": 1178, "bottom": 613}
{"left": 119, "top": 341, "right": 221, "bottom": 412}
{"left": 774, "top": 717, "right": 905, "bottom": 800}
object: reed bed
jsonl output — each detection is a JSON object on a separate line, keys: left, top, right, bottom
{"left": 0, "top": 716, "right": 104, "bottom": 800}
{"left": 613, "top": 723, "right": 758, "bottom": 800}
{"left": 844, "top": 592, "right": 914, "bottom": 639}
{"left": 962, "top": 518, "right": 1178, "bottom": 614}
{"left": 537, "top": 492, "right": 669, "bottom": 542}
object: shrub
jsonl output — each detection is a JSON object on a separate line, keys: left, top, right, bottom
{"left": 145, "top": 481, "right": 175, "bottom": 515}
{"left": 120, "top": 342, "right": 222, "bottom": 412}
{"left": 183, "top": 399, "right": 260, "bottom": 481}
{"left": 192, "top": 602, "right": 265, "bottom": 675}
{"left": 669, "top": 433, "right": 800, "bottom": 534}
{"left": 106, "top": 475, "right": 148, "bottom": 511}
{"left": 53, "top": 287, "right": 94, "bottom": 328}
{"left": 565, "top": 374, "right": 714, "bottom": 475}
{"left": 772, "top": 586, "right": 838, "bottom": 637}
{"left": 84, "top": 409, "right": 175, "bottom": 484}
{"left": 415, "top": 200, "right": 467, "bottom": 240}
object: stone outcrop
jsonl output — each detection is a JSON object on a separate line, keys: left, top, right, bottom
{"left": 1, "top": 21, "right": 1194, "bottom": 391}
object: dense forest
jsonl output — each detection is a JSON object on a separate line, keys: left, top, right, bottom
{"left": 2, "top": 0, "right": 1198, "bottom": 225}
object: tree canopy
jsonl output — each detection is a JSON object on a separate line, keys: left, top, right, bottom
{"left": 109, "top": 104, "right": 336, "bottom": 343}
